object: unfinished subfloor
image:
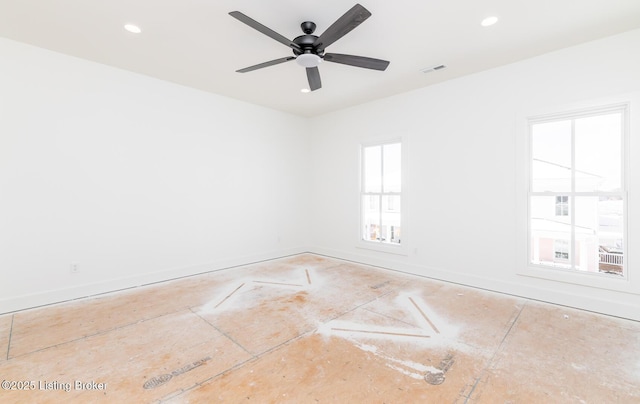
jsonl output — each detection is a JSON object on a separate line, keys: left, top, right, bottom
{"left": 1, "top": 254, "right": 639, "bottom": 403}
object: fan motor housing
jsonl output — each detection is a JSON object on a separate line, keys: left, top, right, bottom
{"left": 293, "top": 22, "right": 321, "bottom": 56}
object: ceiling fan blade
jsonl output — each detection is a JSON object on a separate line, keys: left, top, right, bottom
{"left": 236, "top": 57, "right": 295, "bottom": 73}
{"left": 323, "top": 53, "right": 390, "bottom": 71}
{"left": 313, "top": 4, "right": 371, "bottom": 52}
{"left": 229, "top": 11, "right": 301, "bottom": 51}
{"left": 306, "top": 67, "right": 322, "bottom": 91}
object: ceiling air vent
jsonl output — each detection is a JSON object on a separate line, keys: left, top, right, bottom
{"left": 421, "top": 64, "right": 447, "bottom": 74}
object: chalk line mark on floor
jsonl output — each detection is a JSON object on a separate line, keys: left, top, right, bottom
{"left": 206, "top": 269, "right": 316, "bottom": 312}
{"left": 409, "top": 296, "right": 440, "bottom": 334}
{"left": 331, "top": 327, "right": 431, "bottom": 339}
{"left": 214, "top": 283, "right": 246, "bottom": 309}
{"left": 324, "top": 295, "right": 444, "bottom": 342}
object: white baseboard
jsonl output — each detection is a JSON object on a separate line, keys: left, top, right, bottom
{"left": 0, "top": 246, "right": 309, "bottom": 315}
{"left": 3, "top": 245, "right": 638, "bottom": 322}
{"left": 308, "top": 246, "right": 640, "bottom": 322}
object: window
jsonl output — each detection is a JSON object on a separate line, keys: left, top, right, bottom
{"left": 554, "top": 239, "right": 569, "bottom": 261}
{"left": 361, "top": 141, "right": 402, "bottom": 246}
{"left": 528, "top": 104, "right": 626, "bottom": 277}
{"left": 555, "top": 196, "right": 569, "bottom": 216}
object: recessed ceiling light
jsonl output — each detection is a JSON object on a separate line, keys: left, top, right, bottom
{"left": 301, "top": 88, "right": 311, "bottom": 93}
{"left": 124, "top": 24, "right": 142, "bottom": 34}
{"left": 481, "top": 16, "right": 498, "bottom": 27}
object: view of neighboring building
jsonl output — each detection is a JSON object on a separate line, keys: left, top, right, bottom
{"left": 529, "top": 110, "right": 625, "bottom": 276}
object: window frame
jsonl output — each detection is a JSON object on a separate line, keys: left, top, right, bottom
{"left": 517, "top": 100, "right": 633, "bottom": 292}
{"left": 357, "top": 136, "right": 408, "bottom": 255}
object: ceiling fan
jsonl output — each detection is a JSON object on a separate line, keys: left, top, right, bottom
{"left": 229, "top": 4, "right": 390, "bottom": 91}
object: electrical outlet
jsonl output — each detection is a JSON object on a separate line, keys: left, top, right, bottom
{"left": 70, "top": 263, "right": 79, "bottom": 274}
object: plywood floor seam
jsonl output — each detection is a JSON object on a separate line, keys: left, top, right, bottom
{"left": 4, "top": 314, "right": 14, "bottom": 361}
{"left": 1, "top": 254, "right": 639, "bottom": 403}
{"left": 187, "top": 308, "right": 252, "bottom": 357}
{"left": 8, "top": 307, "right": 200, "bottom": 361}
{"left": 490, "top": 301, "right": 527, "bottom": 364}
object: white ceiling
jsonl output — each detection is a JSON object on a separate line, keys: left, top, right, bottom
{"left": 1, "top": 0, "right": 640, "bottom": 117}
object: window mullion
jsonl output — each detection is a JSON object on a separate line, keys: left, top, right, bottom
{"left": 570, "top": 119, "right": 576, "bottom": 269}
{"left": 379, "top": 147, "right": 384, "bottom": 243}
{"left": 361, "top": 146, "right": 366, "bottom": 193}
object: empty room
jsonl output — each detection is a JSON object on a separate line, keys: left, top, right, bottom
{"left": 1, "top": 1, "right": 639, "bottom": 403}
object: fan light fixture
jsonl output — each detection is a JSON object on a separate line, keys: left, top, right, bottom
{"left": 296, "top": 54, "right": 322, "bottom": 68}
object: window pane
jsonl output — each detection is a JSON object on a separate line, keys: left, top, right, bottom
{"left": 573, "top": 196, "right": 624, "bottom": 276}
{"left": 554, "top": 239, "right": 569, "bottom": 260}
{"left": 364, "top": 146, "right": 381, "bottom": 193}
{"left": 362, "top": 195, "right": 380, "bottom": 241}
{"left": 555, "top": 195, "right": 569, "bottom": 216}
{"left": 575, "top": 113, "right": 622, "bottom": 192}
{"left": 383, "top": 143, "right": 401, "bottom": 193}
{"left": 530, "top": 196, "right": 571, "bottom": 268}
{"left": 382, "top": 195, "right": 401, "bottom": 244}
{"left": 531, "top": 120, "right": 572, "bottom": 192}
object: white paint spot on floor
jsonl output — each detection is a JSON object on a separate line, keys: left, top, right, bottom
{"left": 385, "top": 363, "right": 425, "bottom": 380}
{"left": 316, "top": 291, "right": 473, "bottom": 380}
{"left": 318, "top": 292, "right": 461, "bottom": 348}
{"left": 351, "top": 340, "right": 442, "bottom": 380}
{"left": 199, "top": 268, "right": 472, "bottom": 382}
{"left": 354, "top": 343, "right": 378, "bottom": 354}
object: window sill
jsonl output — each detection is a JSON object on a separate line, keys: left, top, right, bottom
{"left": 356, "top": 240, "right": 408, "bottom": 256}
{"left": 518, "top": 264, "right": 637, "bottom": 294}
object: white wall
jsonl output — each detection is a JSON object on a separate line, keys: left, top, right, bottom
{"left": 0, "top": 38, "right": 310, "bottom": 313}
{"left": 308, "top": 29, "right": 640, "bottom": 320}
{"left": 3, "top": 29, "right": 640, "bottom": 321}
